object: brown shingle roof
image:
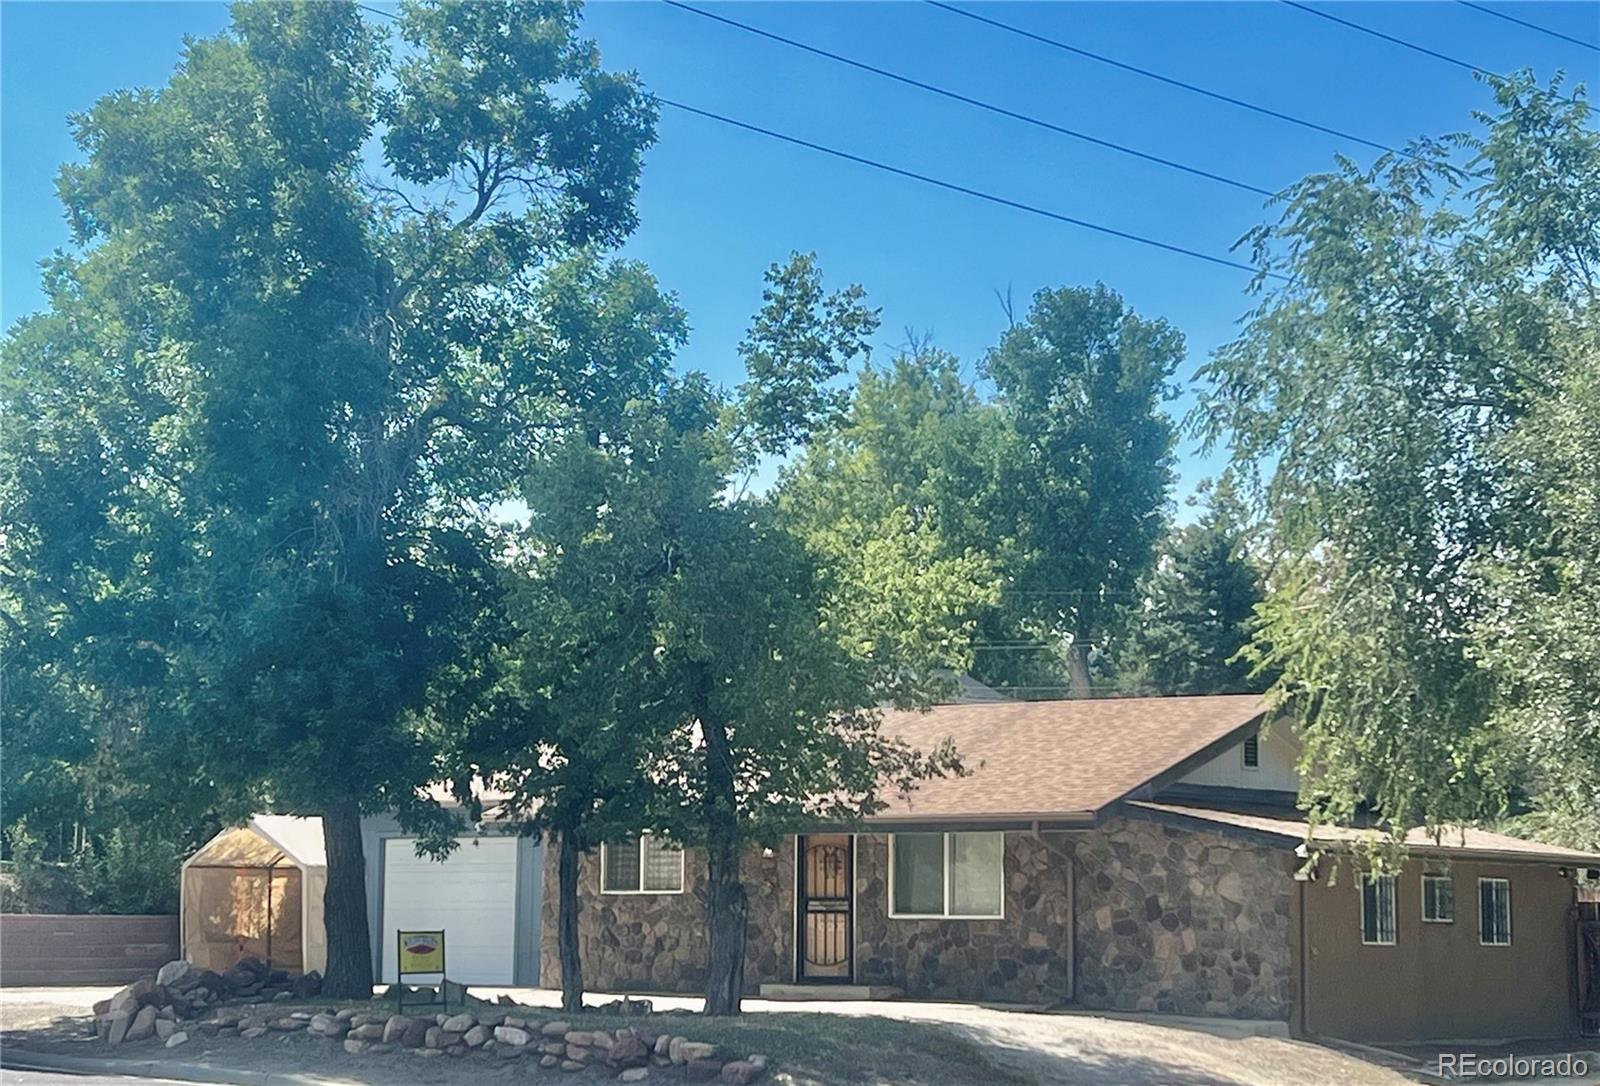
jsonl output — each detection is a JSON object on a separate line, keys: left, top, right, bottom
{"left": 872, "top": 694, "right": 1267, "bottom": 823}
{"left": 1129, "top": 800, "right": 1600, "bottom": 865}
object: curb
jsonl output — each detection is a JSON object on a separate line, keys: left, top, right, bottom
{"left": 0, "top": 1047, "right": 362, "bottom": 1086}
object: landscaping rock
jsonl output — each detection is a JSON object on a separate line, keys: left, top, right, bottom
{"left": 680, "top": 1042, "right": 718, "bottom": 1062}
{"left": 241, "top": 1027, "right": 269, "bottom": 1040}
{"left": 590, "top": 1029, "right": 615, "bottom": 1049}
{"left": 109, "top": 979, "right": 156, "bottom": 1016}
{"left": 565, "top": 1044, "right": 588, "bottom": 1061}
{"left": 446, "top": 1043, "right": 470, "bottom": 1058}
{"left": 343, "top": 1038, "right": 369, "bottom": 1055}
{"left": 686, "top": 1058, "right": 723, "bottom": 1083}
{"left": 156, "top": 961, "right": 194, "bottom": 990}
{"left": 382, "top": 1015, "right": 414, "bottom": 1044}
{"left": 164, "top": 1032, "right": 189, "bottom": 1049}
{"left": 106, "top": 1011, "right": 133, "bottom": 1045}
{"left": 93, "top": 999, "right": 112, "bottom": 1016}
{"left": 564, "top": 1030, "right": 594, "bottom": 1046}
{"left": 560, "top": 1060, "right": 583, "bottom": 1072}
{"left": 402, "top": 1018, "right": 430, "bottom": 1048}
{"left": 620, "top": 1070, "right": 650, "bottom": 1083}
{"left": 425, "top": 1027, "right": 462, "bottom": 1049}
{"left": 155, "top": 1019, "right": 177, "bottom": 1041}
{"left": 309, "top": 1014, "right": 347, "bottom": 1038}
{"left": 539, "top": 1055, "right": 559, "bottom": 1069}
{"left": 443, "top": 1012, "right": 475, "bottom": 1033}
{"left": 335, "top": 1008, "right": 358, "bottom": 1021}
{"left": 609, "top": 1036, "right": 649, "bottom": 1068}
{"left": 720, "top": 1060, "right": 763, "bottom": 1085}
{"left": 494, "top": 1025, "right": 531, "bottom": 1046}
{"left": 463, "top": 1025, "right": 490, "bottom": 1047}
{"left": 349, "top": 1023, "right": 385, "bottom": 1041}
{"left": 540, "top": 1020, "right": 571, "bottom": 1037}
{"left": 653, "top": 1034, "right": 672, "bottom": 1057}
{"left": 125, "top": 1005, "right": 158, "bottom": 1042}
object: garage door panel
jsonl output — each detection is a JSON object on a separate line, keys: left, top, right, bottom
{"left": 381, "top": 837, "right": 518, "bottom": 984}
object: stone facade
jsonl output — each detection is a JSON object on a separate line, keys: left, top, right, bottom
{"left": 538, "top": 844, "right": 792, "bottom": 994}
{"left": 853, "top": 832, "right": 1075, "bottom": 1004}
{"left": 1071, "top": 815, "right": 1295, "bottom": 1019}
{"left": 544, "top": 818, "right": 1297, "bottom": 1023}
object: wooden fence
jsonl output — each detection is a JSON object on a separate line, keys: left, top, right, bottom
{"left": 0, "top": 914, "right": 178, "bottom": 986}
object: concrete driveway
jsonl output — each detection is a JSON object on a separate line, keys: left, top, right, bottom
{"left": 1, "top": 984, "right": 1411, "bottom": 1085}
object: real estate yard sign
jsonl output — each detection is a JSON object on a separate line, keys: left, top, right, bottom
{"left": 396, "top": 930, "right": 446, "bottom": 1012}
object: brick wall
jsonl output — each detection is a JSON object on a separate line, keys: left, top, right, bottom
{"left": 0, "top": 914, "right": 178, "bottom": 986}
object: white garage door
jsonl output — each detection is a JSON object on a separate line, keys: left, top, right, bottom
{"left": 381, "top": 836, "right": 519, "bottom": 984}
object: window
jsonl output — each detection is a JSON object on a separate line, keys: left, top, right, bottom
{"left": 600, "top": 835, "right": 684, "bottom": 894}
{"left": 890, "top": 832, "right": 1004, "bottom": 919}
{"left": 1360, "top": 874, "right": 1397, "bottom": 945}
{"left": 1422, "top": 874, "right": 1454, "bottom": 923}
{"left": 1421, "top": 874, "right": 1454, "bottom": 922}
{"left": 1479, "top": 878, "right": 1511, "bottom": 946}
{"left": 1242, "top": 734, "right": 1260, "bottom": 770}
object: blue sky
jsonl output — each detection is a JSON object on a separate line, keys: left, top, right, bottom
{"left": 4, "top": 1, "right": 1596, "bottom": 504}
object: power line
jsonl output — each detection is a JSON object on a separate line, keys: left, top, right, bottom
{"left": 664, "top": 0, "right": 1277, "bottom": 198}
{"left": 1280, "top": 1, "right": 1503, "bottom": 78}
{"left": 923, "top": 1, "right": 1412, "bottom": 159}
{"left": 1455, "top": 1, "right": 1600, "bottom": 53}
{"left": 656, "top": 97, "right": 1288, "bottom": 282}
{"left": 352, "top": 0, "right": 1284, "bottom": 280}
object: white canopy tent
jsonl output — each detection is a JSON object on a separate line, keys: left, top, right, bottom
{"left": 181, "top": 815, "right": 326, "bottom": 975}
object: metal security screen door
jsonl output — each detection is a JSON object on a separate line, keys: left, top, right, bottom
{"left": 797, "top": 834, "right": 853, "bottom": 981}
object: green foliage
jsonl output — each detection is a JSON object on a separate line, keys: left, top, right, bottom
{"left": 1194, "top": 73, "right": 1598, "bottom": 847}
{"left": 984, "top": 284, "right": 1181, "bottom": 695}
{"left": 1113, "top": 478, "right": 1268, "bottom": 696}
{"left": 1, "top": 0, "right": 661, "bottom": 990}
{"left": 783, "top": 283, "right": 1183, "bottom": 699}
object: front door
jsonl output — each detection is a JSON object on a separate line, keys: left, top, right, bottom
{"left": 797, "top": 834, "right": 853, "bottom": 982}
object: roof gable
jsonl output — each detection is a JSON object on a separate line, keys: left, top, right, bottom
{"left": 873, "top": 694, "right": 1268, "bottom": 824}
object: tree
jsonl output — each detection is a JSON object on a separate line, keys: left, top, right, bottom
{"left": 1112, "top": 477, "right": 1268, "bottom": 696}
{"left": 1193, "top": 73, "right": 1598, "bottom": 846}
{"left": 0, "top": 0, "right": 663, "bottom": 996}
{"left": 984, "top": 284, "right": 1182, "bottom": 697}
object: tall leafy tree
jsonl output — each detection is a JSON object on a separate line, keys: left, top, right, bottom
{"left": 1112, "top": 478, "right": 1268, "bottom": 696}
{"left": 1194, "top": 74, "right": 1598, "bottom": 845}
{"left": 984, "top": 284, "right": 1182, "bottom": 697}
{"left": 1, "top": 0, "right": 663, "bottom": 996}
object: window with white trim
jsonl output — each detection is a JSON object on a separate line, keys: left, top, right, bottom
{"left": 1360, "top": 874, "right": 1397, "bottom": 945}
{"left": 1242, "top": 734, "right": 1260, "bottom": 770}
{"left": 889, "top": 832, "right": 1004, "bottom": 919}
{"left": 1478, "top": 878, "right": 1511, "bottom": 946}
{"left": 600, "top": 835, "right": 684, "bottom": 894}
{"left": 1421, "top": 874, "right": 1454, "bottom": 923}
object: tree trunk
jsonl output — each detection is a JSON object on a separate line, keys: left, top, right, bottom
{"left": 698, "top": 675, "right": 746, "bottom": 1016}
{"left": 319, "top": 798, "right": 373, "bottom": 998}
{"left": 1067, "top": 638, "right": 1093, "bottom": 699}
{"left": 557, "top": 828, "right": 585, "bottom": 1013}
{"left": 703, "top": 828, "right": 747, "bottom": 1016}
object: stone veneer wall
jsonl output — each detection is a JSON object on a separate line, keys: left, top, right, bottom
{"left": 538, "top": 844, "right": 793, "bottom": 994}
{"left": 853, "top": 832, "right": 1075, "bottom": 1004}
{"left": 1071, "top": 815, "right": 1295, "bottom": 1019}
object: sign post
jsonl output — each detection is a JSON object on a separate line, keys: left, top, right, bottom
{"left": 394, "top": 930, "right": 447, "bottom": 1013}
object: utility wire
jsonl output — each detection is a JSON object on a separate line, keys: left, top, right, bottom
{"left": 664, "top": 0, "right": 1277, "bottom": 198}
{"left": 656, "top": 98, "right": 1288, "bottom": 282}
{"left": 1455, "top": 1, "right": 1600, "bottom": 53}
{"left": 353, "top": 0, "right": 1285, "bottom": 281}
{"left": 923, "top": 0, "right": 1411, "bottom": 159}
{"left": 1280, "top": 1, "right": 1503, "bottom": 78}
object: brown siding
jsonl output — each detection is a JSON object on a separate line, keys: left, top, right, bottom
{"left": 1301, "top": 859, "right": 1576, "bottom": 1042}
{"left": 0, "top": 914, "right": 178, "bottom": 986}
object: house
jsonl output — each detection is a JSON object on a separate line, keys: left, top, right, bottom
{"left": 543, "top": 694, "right": 1600, "bottom": 1044}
